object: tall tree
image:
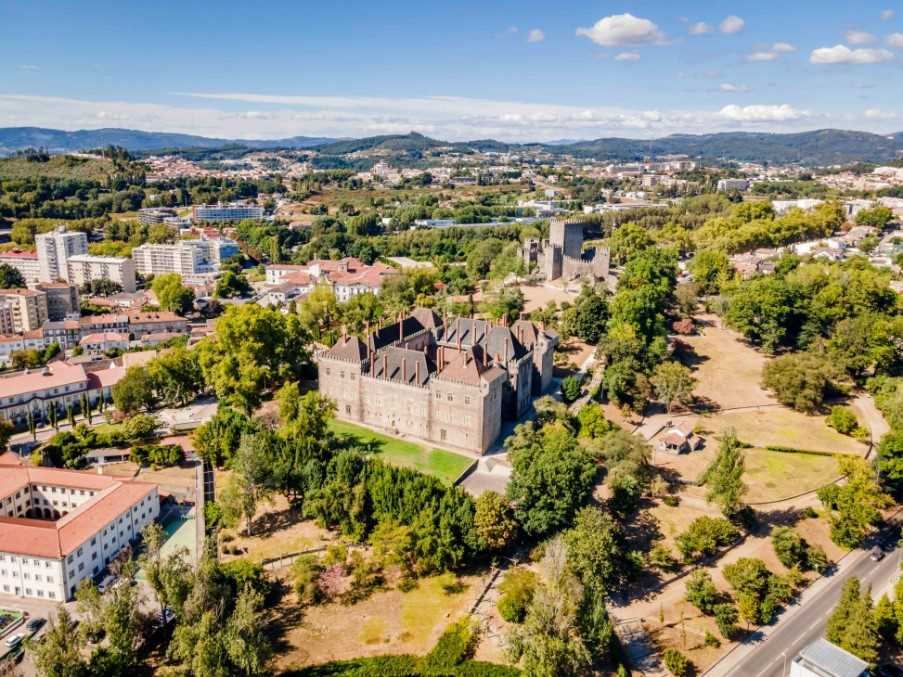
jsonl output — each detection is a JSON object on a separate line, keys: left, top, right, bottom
{"left": 826, "top": 577, "right": 880, "bottom": 665}
{"left": 651, "top": 361, "right": 697, "bottom": 414}
{"left": 151, "top": 272, "right": 194, "bottom": 314}
{"left": 700, "top": 430, "right": 747, "bottom": 516}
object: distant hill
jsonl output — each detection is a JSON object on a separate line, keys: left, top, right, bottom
{"left": 561, "top": 129, "right": 903, "bottom": 165}
{"left": 1, "top": 126, "right": 901, "bottom": 166}
{"left": 0, "top": 127, "right": 334, "bottom": 155}
{"left": 0, "top": 154, "right": 117, "bottom": 181}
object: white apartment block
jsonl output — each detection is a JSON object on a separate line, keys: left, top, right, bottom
{"left": 0, "top": 250, "right": 41, "bottom": 285}
{"left": 0, "top": 454, "right": 159, "bottom": 601}
{"left": 66, "top": 255, "right": 136, "bottom": 293}
{"left": 36, "top": 227, "right": 88, "bottom": 282}
{"left": 191, "top": 202, "right": 264, "bottom": 222}
{"left": 132, "top": 243, "right": 202, "bottom": 277}
{"left": 0, "top": 288, "right": 49, "bottom": 332}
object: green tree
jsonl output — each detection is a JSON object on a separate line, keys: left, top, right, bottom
{"left": 214, "top": 270, "right": 252, "bottom": 298}
{"left": 771, "top": 527, "right": 808, "bottom": 569}
{"left": 877, "top": 430, "right": 903, "bottom": 495}
{"left": 474, "top": 491, "right": 518, "bottom": 551}
{"left": 685, "top": 569, "right": 720, "bottom": 614}
{"left": 0, "top": 263, "right": 26, "bottom": 289}
{"left": 609, "top": 222, "right": 653, "bottom": 265}
{"left": 699, "top": 430, "right": 747, "bottom": 516}
{"left": 564, "top": 506, "right": 635, "bottom": 594}
{"left": 689, "top": 249, "right": 731, "bottom": 295}
{"left": 0, "top": 417, "right": 14, "bottom": 451}
{"left": 725, "top": 276, "right": 802, "bottom": 353}
{"left": 855, "top": 205, "right": 893, "bottom": 228}
{"left": 676, "top": 516, "right": 739, "bottom": 562}
{"left": 497, "top": 568, "right": 538, "bottom": 623}
{"left": 762, "top": 352, "right": 836, "bottom": 414}
{"left": 26, "top": 607, "right": 88, "bottom": 677}
{"left": 506, "top": 424, "right": 598, "bottom": 537}
{"left": 560, "top": 375, "right": 584, "bottom": 403}
{"left": 111, "top": 365, "right": 158, "bottom": 415}
{"left": 151, "top": 272, "right": 195, "bottom": 314}
{"left": 570, "top": 285, "right": 609, "bottom": 344}
{"left": 651, "top": 361, "right": 696, "bottom": 413}
{"left": 818, "top": 456, "right": 891, "bottom": 548}
{"left": 826, "top": 577, "right": 880, "bottom": 665}
{"left": 146, "top": 345, "right": 204, "bottom": 406}
{"left": 662, "top": 648, "right": 691, "bottom": 677}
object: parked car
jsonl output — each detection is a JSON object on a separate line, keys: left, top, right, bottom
{"left": 870, "top": 546, "right": 885, "bottom": 561}
{"left": 97, "top": 574, "right": 118, "bottom": 593}
{"left": 25, "top": 617, "right": 44, "bottom": 633}
{"left": 4, "top": 633, "right": 24, "bottom": 649}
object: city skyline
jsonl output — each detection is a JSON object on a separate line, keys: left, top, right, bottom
{"left": 1, "top": 0, "right": 902, "bottom": 141}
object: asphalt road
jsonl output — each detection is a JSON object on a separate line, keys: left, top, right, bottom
{"left": 710, "top": 528, "right": 901, "bottom": 677}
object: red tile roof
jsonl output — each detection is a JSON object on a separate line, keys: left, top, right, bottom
{"left": 0, "top": 362, "right": 87, "bottom": 399}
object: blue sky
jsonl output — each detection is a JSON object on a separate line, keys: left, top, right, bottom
{"left": 1, "top": 1, "right": 902, "bottom": 140}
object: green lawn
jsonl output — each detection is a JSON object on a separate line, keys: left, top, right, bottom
{"left": 328, "top": 420, "right": 473, "bottom": 483}
{"left": 743, "top": 447, "right": 843, "bottom": 503}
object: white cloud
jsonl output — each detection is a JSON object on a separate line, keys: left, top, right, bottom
{"left": 0, "top": 93, "right": 834, "bottom": 142}
{"left": 810, "top": 44, "right": 895, "bottom": 64}
{"left": 720, "top": 16, "right": 745, "bottom": 34}
{"left": 689, "top": 22, "right": 712, "bottom": 35}
{"left": 719, "top": 104, "right": 807, "bottom": 122}
{"left": 720, "top": 83, "right": 750, "bottom": 92}
{"left": 865, "top": 108, "right": 897, "bottom": 120}
{"left": 527, "top": 29, "right": 544, "bottom": 43}
{"left": 17, "top": 65, "right": 40, "bottom": 72}
{"left": 845, "top": 30, "right": 877, "bottom": 45}
{"left": 887, "top": 33, "right": 903, "bottom": 49}
{"left": 881, "top": 9, "right": 895, "bottom": 21}
{"left": 772, "top": 42, "right": 796, "bottom": 53}
{"left": 747, "top": 51, "right": 778, "bottom": 61}
{"left": 614, "top": 51, "right": 641, "bottom": 61}
{"left": 576, "top": 13, "right": 665, "bottom": 47}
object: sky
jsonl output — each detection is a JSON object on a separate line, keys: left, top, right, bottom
{"left": 1, "top": 0, "right": 902, "bottom": 141}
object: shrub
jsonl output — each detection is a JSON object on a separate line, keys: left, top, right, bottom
{"left": 762, "top": 352, "right": 837, "bottom": 414}
{"left": 771, "top": 527, "right": 807, "bottom": 569}
{"left": 714, "top": 603, "right": 739, "bottom": 639}
{"left": 496, "top": 568, "right": 537, "bottom": 623}
{"left": 806, "top": 546, "right": 830, "bottom": 574}
{"left": 704, "top": 631, "right": 721, "bottom": 648}
{"left": 662, "top": 648, "right": 691, "bottom": 677}
{"left": 649, "top": 544, "right": 677, "bottom": 571}
{"left": 684, "top": 570, "right": 720, "bottom": 614}
{"left": 129, "top": 443, "right": 184, "bottom": 467}
{"left": 676, "top": 517, "right": 739, "bottom": 562}
{"left": 560, "top": 375, "right": 584, "bottom": 403}
{"left": 291, "top": 554, "right": 323, "bottom": 605}
{"left": 417, "top": 619, "right": 477, "bottom": 674}
{"left": 826, "top": 406, "right": 866, "bottom": 438}
{"left": 662, "top": 494, "right": 680, "bottom": 507}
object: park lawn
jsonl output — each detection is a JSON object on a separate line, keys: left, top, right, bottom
{"left": 328, "top": 420, "right": 473, "bottom": 483}
{"left": 743, "top": 447, "right": 843, "bottom": 503}
{"left": 700, "top": 407, "right": 867, "bottom": 456}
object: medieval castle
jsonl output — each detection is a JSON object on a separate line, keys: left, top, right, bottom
{"left": 522, "top": 217, "right": 610, "bottom": 282}
{"left": 316, "top": 308, "right": 557, "bottom": 455}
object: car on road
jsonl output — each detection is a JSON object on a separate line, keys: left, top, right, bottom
{"left": 25, "top": 617, "right": 45, "bottom": 633}
{"left": 97, "top": 574, "right": 118, "bottom": 593}
{"left": 4, "top": 633, "right": 25, "bottom": 649}
{"left": 870, "top": 546, "right": 885, "bottom": 561}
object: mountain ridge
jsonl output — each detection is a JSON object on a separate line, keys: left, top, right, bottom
{"left": 1, "top": 126, "right": 902, "bottom": 166}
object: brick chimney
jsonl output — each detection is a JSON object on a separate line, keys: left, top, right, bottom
{"left": 402, "top": 357, "right": 406, "bottom": 383}
{"left": 398, "top": 313, "right": 403, "bottom": 341}
{"left": 382, "top": 354, "right": 388, "bottom": 378}
{"left": 370, "top": 353, "right": 375, "bottom": 377}
{"left": 415, "top": 359, "right": 421, "bottom": 384}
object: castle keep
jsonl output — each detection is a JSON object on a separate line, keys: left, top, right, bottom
{"left": 523, "top": 217, "right": 610, "bottom": 282}
{"left": 316, "top": 308, "right": 556, "bottom": 454}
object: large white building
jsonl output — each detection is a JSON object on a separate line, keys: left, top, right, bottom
{"left": 191, "top": 202, "right": 264, "bottom": 222}
{"left": 36, "top": 227, "right": 89, "bottom": 282}
{"left": 132, "top": 238, "right": 240, "bottom": 277}
{"left": 67, "top": 255, "right": 136, "bottom": 293}
{"left": 790, "top": 638, "right": 868, "bottom": 677}
{"left": 0, "top": 453, "right": 159, "bottom": 601}
{"left": 0, "top": 249, "right": 41, "bottom": 285}
{"left": 0, "top": 288, "right": 49, "bottom": 332}
{"left": 265, "top": 257, "right": 396, "bottom": 303}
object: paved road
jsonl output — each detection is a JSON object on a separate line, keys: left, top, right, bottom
{"left": 706, "top": 526, "right": 902, "bottom": 677}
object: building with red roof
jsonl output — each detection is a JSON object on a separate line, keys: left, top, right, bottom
{"left": 0, "top": 455, "right": 159, "bottom": 601}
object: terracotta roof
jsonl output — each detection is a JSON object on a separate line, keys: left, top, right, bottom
{"left": 0, "top": 249, "right": 37, "bottom": 260}
{"left": 127, "top": 311, "right": 186, "bottom": 323}
{"left": 0, "top": 466, "right": 156, "bottom": 558}
{"left": 0, "top": 362, "right": 87, "bottom": 399}
{"left": 0, "top": 451, "right": 23, "bottom": 466}
{"left": 86, "top": 366, "right": 126, "bottom": 389}
{"left": 80, "top": 332, "right": 129, "bottom": 346}
{"left": 79, "top": 313, "right": 128, "bottom": 326}
{"left": 0, "top": 288, "right": 44, "bottom": 297}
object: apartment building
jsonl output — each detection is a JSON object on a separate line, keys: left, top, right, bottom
{"left": 36, "top": 227, "right": 89, "bottom": 282}
{"left": 0, "top": 250, "right": 40, "bottom": 285}
{"left": 0, "top": 453, "right": 159, "bottom": 601}
{"left": 34, "top": 283, "right": 80, "bottom": 321}
{"left": 79, "top": 332, "right": 130, "bottom": 353}
{"left": 132, "top": 242, "right": 202, "bottom": 277}
{"left": 0, "top": 289, "right": 49, "bottom": 332}
{"left": 191, "top": 202, "right": 264, "bottom": 222}
{"left": 265, "top": 257, "right": 396, "bottom": 303}
{"left": 66, "top": 255, "right": 136, "bottom": 294}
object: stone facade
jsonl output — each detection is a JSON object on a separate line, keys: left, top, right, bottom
{"left": 523, "top": 217, "right": 610, "bottom": 282}
{"left": 316, "top": 308, "right": 557, "bottom": 455}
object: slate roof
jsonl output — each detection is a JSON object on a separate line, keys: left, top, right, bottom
{"left": 792, "top": 638, "right": 868, "bottom": 677}
{"left": 372, "top": 346, "right": 432, "bottom": 386}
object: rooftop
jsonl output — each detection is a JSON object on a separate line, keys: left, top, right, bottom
{"left": 793, "top": 638, "right": 869, "bottom": 677}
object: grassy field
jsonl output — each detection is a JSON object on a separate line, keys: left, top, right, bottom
{"left": 0, "top": 155, "right": 114, "bottom": 180}
{"left": 328, "top": 420, "right": 473, "bottom": 483}
{"left": 743, "top": 447, "right": 843, "bottom": 503}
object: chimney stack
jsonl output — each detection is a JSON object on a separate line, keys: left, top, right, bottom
{"left": 382, "top": 354, "right": 388, "bottom": 379}
{"left": 402, "top": 357, "right": 406, "bottom": 383}
{"left": 342, "top": 325, "right": 347, "bottom": 342}
{"left": 416, "top": 359, "right": 421, "bottom": 384}
{"left": 370, "top": 354, "right": 375, "bottom": 377}
{"left": 398, "top": 313, "right": 403, "bottom": 341}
